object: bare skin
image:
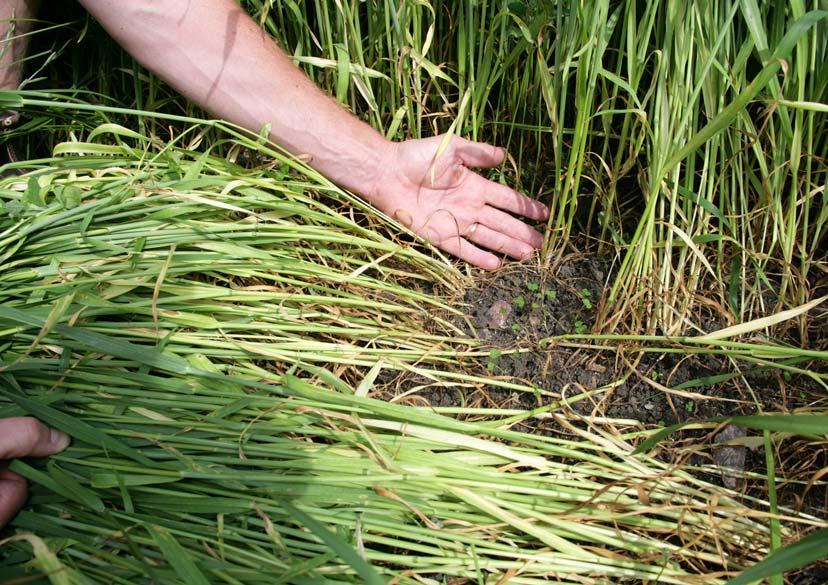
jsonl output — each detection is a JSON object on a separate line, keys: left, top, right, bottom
{"left": 0, "top": 418, "right": 70, "bottom": 528}
{"left": 0, "top": 0, "right": 36, "bottom": 90}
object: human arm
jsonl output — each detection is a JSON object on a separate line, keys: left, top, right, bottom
{"left": 76, "top": 0, "right": 549, "bottom": 269}
{"left": 0, "top": 0, "right": 40, "bottom": 91}
{"left": 0, "top": 417, "right": 70, "bottom": 528}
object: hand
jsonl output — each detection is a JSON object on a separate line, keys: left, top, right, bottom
{"left": 369, "top": 135, "right": 549, "bottom": 270}
{"left": 0, "top": 417, "right": 70, "bottom": 528}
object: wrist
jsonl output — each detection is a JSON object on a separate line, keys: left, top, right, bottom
{"left": 295, "top": 122, "right": 396, "bottom": 207}
{"left": 359, "top": 138, "right": 398, "bottom": 209}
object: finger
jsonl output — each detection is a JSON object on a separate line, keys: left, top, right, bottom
{"left": 0, "top": 417, "right": 71, "bottom": 460}
{"left": 452, "top": 137, "right": 506, "bottom": 169}
{"left": 440, "top": 235, "right": 502, "bottom": 270}
{"left": 467, "top": 223, "right": 536, "bottom": 261}
{"left": 469, "top": 173, "right": 549, "bottom": 221}
{"left": 480, "top": 207, "right": 545, "bottom": 249}
{"left": 0, "top": 469, "right": 28, "bottom": 528}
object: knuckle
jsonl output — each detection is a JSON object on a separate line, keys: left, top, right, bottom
{"left": 437, "top": 234, "right": 459, "bottom": 250}
{"left": 17, "top": 417, "right": 46, "bottom": 449}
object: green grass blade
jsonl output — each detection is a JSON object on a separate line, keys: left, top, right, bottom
{"left": 727, "top": 528, "right": 828, "bottom": 585}
{"left": 663, "top": 9, "right": 827, "bottom": 174}
{"left": 9, "top": 459, "right": 104, "bottom": 513}
{"left": 146, "top": 524, "right": 212, "bottom": 585}
{"left": 281, "top": 500, "right": 386, "bottom": 585}
{"left": 0, "top": 306, "right": 198, "bottom": 377}
{"left": 634, "top": 415, "right": 828, "bottom": 454}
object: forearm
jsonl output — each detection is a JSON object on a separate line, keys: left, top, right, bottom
{"left": 1, "top": 0, "right": 40, "bottom": 90}
{"left": 77, "top": 0, "right": 391, "bottom": 200}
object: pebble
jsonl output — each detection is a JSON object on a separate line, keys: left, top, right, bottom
{"left": 714, "top": 424, "right": 747, "bottom": 489}
{"left": 485, "top": 300, "right": 512, "bottom": 330}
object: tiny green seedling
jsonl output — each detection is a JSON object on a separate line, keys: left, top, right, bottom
{"left": 511, "top": 323, "right": 521, "bottom": 334}
{"left": 685, "top": 400, "right": 695, "bottom": 413}
{"left": 530, "top": 301, "right": 540, "bottom": 310}
{"left": 574, "top": 320, "right": 587, "bottom": 334}
{"left": 545, "top": 289, "right": 557, "bottom": 301}
{"left": 487, "top": 348, "right": 503, "bottom": 371}
{"left": 513, "top": 295, "right": 526, "bottom": 309}
{"left": 580, "top": 288, "right": 593, "bottom": 310}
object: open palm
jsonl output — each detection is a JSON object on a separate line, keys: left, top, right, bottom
{"left": 370, "top": 135, "right": 548, "bottom": 269}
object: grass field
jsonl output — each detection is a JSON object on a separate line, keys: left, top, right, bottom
{"left": 1, "top": 1, "right": 826, "bottom": 583}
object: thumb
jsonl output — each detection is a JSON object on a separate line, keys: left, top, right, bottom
{"left": 0, "top": 417, "right": 71, "bottom": 460}
{"left": 453, "top": 137, "right": 506, "bottom": 169}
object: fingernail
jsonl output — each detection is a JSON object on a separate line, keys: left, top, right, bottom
{"left": 49, "top": 428, "right": 70, "bottom": 450}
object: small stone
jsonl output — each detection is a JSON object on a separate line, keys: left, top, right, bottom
{"left": 485, "top": 300, "right": 512, "bottom": 330}
{"left": 714, "top": 424, "right": 747, "bottom": 489}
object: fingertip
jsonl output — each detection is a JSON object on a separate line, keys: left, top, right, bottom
{"left": 480, "top": 255, "right": 502, "bottom": 270}
{"left": 520, "top": 243, "right": 537, "bottom": 258}
{"left": 49, "top": 429, "right": 71, "bottom": 453}
{"left": 0, "top": 417, "right": 70, "bottom": 459}
{"left": 527, "top": 199, "right": 549, "bottom": 221}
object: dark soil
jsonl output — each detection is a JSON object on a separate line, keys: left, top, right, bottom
{"left": 398, "top": 247, "right": 741, "bottom": 426}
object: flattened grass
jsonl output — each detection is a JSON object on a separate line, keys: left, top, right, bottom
{"left": 2, "top": 1, "right": 827, "bottom": 582}
{"left": 3, "top": 128, "right": 821, "bottom": 583}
